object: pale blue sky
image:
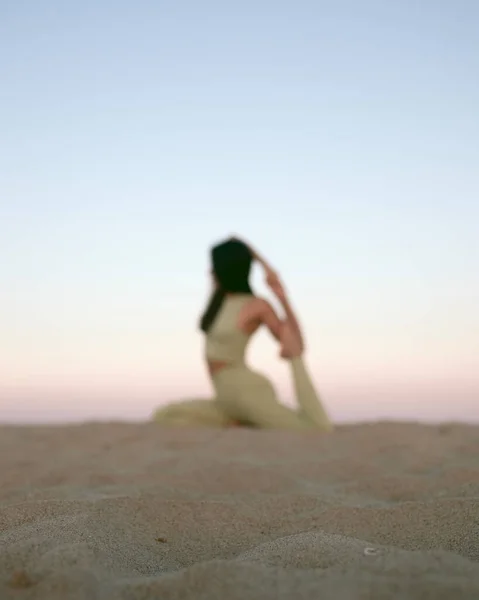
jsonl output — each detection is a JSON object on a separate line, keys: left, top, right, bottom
{"left": 1, "top": 0, "right": 478, "bottom": 423}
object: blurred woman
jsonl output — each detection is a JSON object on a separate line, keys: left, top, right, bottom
{"left": 152, "top": 237, "right": 333, "bottom": 431}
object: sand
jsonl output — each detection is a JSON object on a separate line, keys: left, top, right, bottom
{"left": 0, "top": 421, "right": 478, "bottom": 599}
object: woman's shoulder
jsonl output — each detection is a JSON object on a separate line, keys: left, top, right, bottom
{"left": 253, "top": 295, "right": 274, "bottom": 307}
{"left": 241, "top": 295, "right": 274, "bottom": 317}
{"left": 236, "top": 295, "right": 271, "bottom": 333}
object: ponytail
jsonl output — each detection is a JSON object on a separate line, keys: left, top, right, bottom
{"left": 199, "top": 288, "right": 226, "bottom": 333}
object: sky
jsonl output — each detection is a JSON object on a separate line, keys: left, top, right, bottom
{"left": 1, "top": 0, "right": 478, "bottom": 424}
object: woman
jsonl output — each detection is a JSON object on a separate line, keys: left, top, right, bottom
{"left": 153, "top": 237, "right": 333, "bottom": 431}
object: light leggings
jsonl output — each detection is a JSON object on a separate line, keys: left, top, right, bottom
{"left": 152, "top": 357, "right": 333, "bottom": 431}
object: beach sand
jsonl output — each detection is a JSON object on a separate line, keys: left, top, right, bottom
{"left": 1, "top": 421, "right": 478, "bottom": 599}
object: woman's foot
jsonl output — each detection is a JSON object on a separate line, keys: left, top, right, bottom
{"left": 279, "top": 322, "right": 304, "bottom": 359}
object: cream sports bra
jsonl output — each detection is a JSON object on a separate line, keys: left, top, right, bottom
{"left": 205, "top": 294, "right": 254, "bottom": 364}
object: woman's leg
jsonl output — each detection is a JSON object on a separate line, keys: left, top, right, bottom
{"left": 152, "top": 398, "right": 234, "bottom": 427}
{"left": 288, "top": 357, "right": 333, "bottom": 431}
{"left": 215, "top": 368, "right": 315, "bottom": 430}
{"left": 280, "top": 321, "right": 333, "bottom": 431}
{"left": 213, "top": 324, "right": 333, "bottom": 431}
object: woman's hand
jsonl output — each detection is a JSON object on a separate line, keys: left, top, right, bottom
{"left": 229, "top": 235, "right": 276, "bottom": 276}
{"left": 229, "top": 235, "right": 287, "bottom": 300}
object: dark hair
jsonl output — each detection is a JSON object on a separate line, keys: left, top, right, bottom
{"left": 199, "top": 239, "right": 254, "bottom": 333}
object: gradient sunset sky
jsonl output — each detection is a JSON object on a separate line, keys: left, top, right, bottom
{"left": 1, "top": 1, "right": 478, "bottom": 423}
